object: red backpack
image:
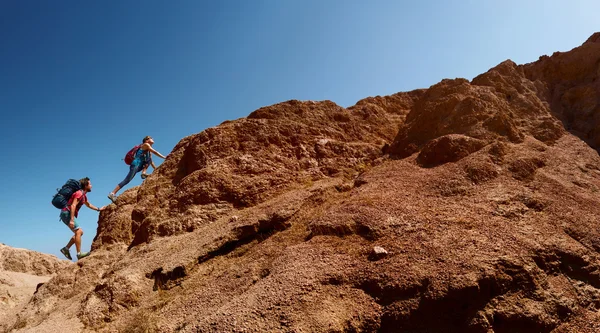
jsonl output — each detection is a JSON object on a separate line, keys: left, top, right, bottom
{"left": 124, "top": 145, "right": 141, "bottom": 165}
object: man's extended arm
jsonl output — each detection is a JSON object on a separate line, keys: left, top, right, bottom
{"left": 85, "top": 201, "right": 105, "bottom": 212}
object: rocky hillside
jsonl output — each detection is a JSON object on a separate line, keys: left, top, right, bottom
{"left": 0, "top": 243, "right": 69, "bottom": 276}
{"left": 4, "top": 34, "right": 600, "bottom": 333}
{"left": 0, "top": 243, "right": 69, "bottom": 333}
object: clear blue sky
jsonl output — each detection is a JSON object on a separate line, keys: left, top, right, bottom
{"left": 1, "top": 1, "right": 597, "bottom": 259}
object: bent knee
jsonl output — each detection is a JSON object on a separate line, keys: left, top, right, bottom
{"left": 76, "top": 229, "right": 84, "bottom": 236}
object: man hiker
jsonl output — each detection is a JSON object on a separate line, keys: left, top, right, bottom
{"left": 108, "top": 136, "right": 167, "bottom": 203}
{"left": 59, "top": 177, "right": 106, "bottom": 260}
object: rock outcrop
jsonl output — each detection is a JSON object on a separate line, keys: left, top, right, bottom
{"left": 0, "top": 243, "right": 69, "bottom": 276}
{"left": 0, "top": 243, "right": 69, "bottom": 332}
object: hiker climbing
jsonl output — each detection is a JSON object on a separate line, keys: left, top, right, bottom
{"left": 52, "top": 177, "right": 106, "bottom": 260}
{"left": 108, "top": 136, "right": 167, "bottom": 203}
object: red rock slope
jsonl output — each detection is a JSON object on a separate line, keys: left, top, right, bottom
{"left": 7, "top": 34, "right": 600, "bottom": 333}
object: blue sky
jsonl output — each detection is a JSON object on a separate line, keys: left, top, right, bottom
{"left": 0, "top": 1, "right": 598, "bottom": 260}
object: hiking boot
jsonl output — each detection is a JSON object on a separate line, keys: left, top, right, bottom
{"left": 60, "top": 247, "right": 72, "bottom": 260}
{"left": 77, "top": 252, "right": 90, "bottom": 260}
{"left": 141, "top": 173, "right": 148, "bottom": 179}
{"left": 107, "top": 193, "right": 117, "bottom": 204}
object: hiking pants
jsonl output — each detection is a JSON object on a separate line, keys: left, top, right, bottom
{"left": 119, "top": 163, "right": 145, "bottom": 188}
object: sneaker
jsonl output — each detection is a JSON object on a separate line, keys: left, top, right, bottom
{"left": 77, "top": 252, "right": 90, "bottom": 260}
{"left": 60, "top": 247, "right": 72, "bottom": 260}
{"left": 141, "top": 173, "right": 148, "bottom": 179}
{"left": 107, "top": 193, "right": 117, "bottom": 204}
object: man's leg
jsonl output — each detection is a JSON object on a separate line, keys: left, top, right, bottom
{"left": 66, "top": 235, "right": 75, "bottom": 249}
{"left": 59, "top": 211, "right": 76, "bottom": 260}
{"left": 74, "top": 229, "right": 84, "bottom": 253}
{"left": 73, "top": 228, "right": 90, "bottom": 260}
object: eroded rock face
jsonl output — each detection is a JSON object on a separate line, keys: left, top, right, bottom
{"left": 416, "top": 134, "right": 487, "bottom": 167}
{"left": 93, "top": 96, "right": 421, "bottom": 249}
{"left": 0, "top": 244, "right": 69, "bottom": 332}
{"left": 0, "top": 243, "right": 69, "bottom": 276}
{"left": 6, "top": 34, "right": 600, "bottom": 333}
{"left": 523, "top": 33, "right": 600, "bottom": 150}
{"left": 389, "top": 60, "right": 566, "bottom": 159}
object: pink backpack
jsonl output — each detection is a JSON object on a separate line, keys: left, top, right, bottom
{"left": 124, "top": 145, "right": 140, "bottom": 165}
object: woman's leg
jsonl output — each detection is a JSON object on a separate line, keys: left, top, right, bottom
{"left": 112, "top": 164, "right": 140, "bottom": 195}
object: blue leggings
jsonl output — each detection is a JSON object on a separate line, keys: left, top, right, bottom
{"left": 119, "top": 163, "right": 145, "bottom": 188}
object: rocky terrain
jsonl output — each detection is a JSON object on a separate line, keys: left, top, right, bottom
{"left": 0, "top": 243, "right": 69, "bottom": 333}
{"left": 3, "top": 33, "right": 600, "bottom": 332}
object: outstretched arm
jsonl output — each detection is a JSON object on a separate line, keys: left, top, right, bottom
{"left": 85, "top": 201, "right": 106, "bottom": 211}
{"left": 142, "top": 143, "right": 166, "bottom": 159}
